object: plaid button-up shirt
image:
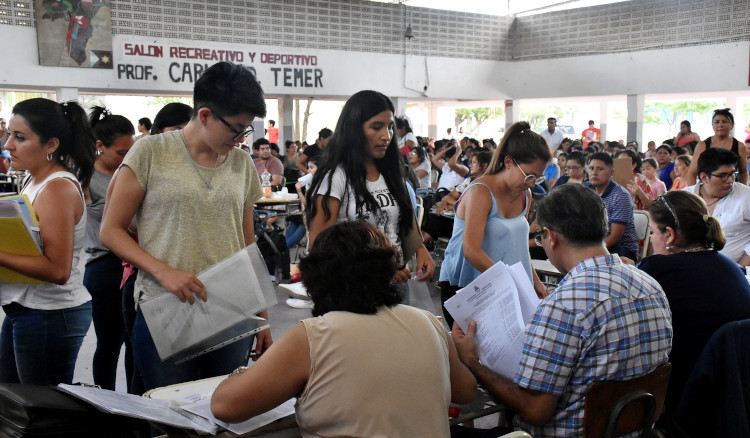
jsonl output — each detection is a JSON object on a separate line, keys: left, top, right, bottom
{"left": 513, "top": 254, "right": 673, "bottom": 437}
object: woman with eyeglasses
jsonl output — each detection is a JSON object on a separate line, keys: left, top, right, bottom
{"left": 637, "top": 190, "right": 750, "bottom": 429}
{"left": 438, "top": 122, "right": 551, "bottom": 325}
{"left": 100, "top": 62, "right": 273, "bottom": 392}
{"left": 684, "top": 147, "right": 750, "bottom": 267}
{"left": 686, "top": 108, "right": 747, "bottom": 185}
{"left": 552, "top": 151, "right": 586, "bottom": 188}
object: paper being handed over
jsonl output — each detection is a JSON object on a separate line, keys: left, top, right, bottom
{"left": 444, "top": 261, "right": 540, "bottom": 379}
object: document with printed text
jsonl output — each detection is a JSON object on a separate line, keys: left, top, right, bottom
{"left": 445, "top": 261, "right": 540, "bottom": 379}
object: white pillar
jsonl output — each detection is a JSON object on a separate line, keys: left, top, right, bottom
{"left": 278, "top": 96, "right": 294, "bottom": 153}
{"left": 427, "top": 103, "right": 438, "bottom": 140}
{"left": 55, "top": 87, "right": 78, "bottom": 102}
{"left": 726, "top": 93, "right": 738, "bottom": 137}
{"left": 505, "top": 99, "right": 519, "bottom": 130}
{"left": 627, "top": 94, "right": 646, "bottom": 150}
{"left": 599, "top": 102, "right": 608, "bottom": 143}
{"left": 392, "top": 97, "right": 408, "bottom": 118}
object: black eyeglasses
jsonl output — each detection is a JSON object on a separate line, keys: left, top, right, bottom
{"left": 211, "top": 110, "right": 255, "bottom": 141}
{"left": 708, "top": 170, "right": 739, "bottom": 182}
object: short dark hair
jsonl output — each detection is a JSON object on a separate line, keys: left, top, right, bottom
{"left": 485, "top": 121, "right": 551, "bottom": 174}
{"left": 537, "top": 184, "right": 608, "bottom": 248}
{"left": 299, "top": 221, "right": 402, "bottom": 317}
{"left": 268, "top": 120, "right": 275, "bottom": 127}
{"left": 672, "top": 146, "right": 688, "bottom": 156}
{"left": 474, "top": 150, "right": 492, "bottom": 168}
{"left": 588, "top": 120, "right": 595, "bottom": 125}
{"left": 89, "top": 106, "right": 135, "bottom": 147}
{"left": 547, "top": 117, "right": 557, "bottom": 123}
{"left": 656, "top": 144, "right": 672, "bottom": 154}
{"left": 649, "top": 191, "right": 725, "bottom": 250}
{"left": 151, "top": 102, "right": 192, "bottom": 134}
{"left": 252, "top": 138, "right": 269, "bottom": 150}
{"left": 697, "top": 147, "right": 738, "bottom": 177}
{"left": 318, "top": 127, "right": 333, "bottom": 140}
{"left": 193, "top": 61, "right": 266, "bottom": 119}
{"left": 588, "top": 151, "right": 613, "bottom": 168}
{"left": 138, "top": 117, "right": 152, "bottom": 130}
{"left": 617, "top": 149, "right": 642, "bottom": 173}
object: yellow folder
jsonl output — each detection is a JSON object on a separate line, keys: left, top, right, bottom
{"left": 0, "top": 194, "right": 45, "bottom": 284}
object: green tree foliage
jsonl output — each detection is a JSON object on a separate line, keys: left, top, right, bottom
{"left": 146, "top": 96, "right": 192, "bottom": 108}
{"left": 454, "top": 107, "right": 503, "bottom": 135}
{"left": 644, "top": 100, "right": 721, "bottom": 135}
{"left": 519, "top": 104, "right": 580, "bottom": 132}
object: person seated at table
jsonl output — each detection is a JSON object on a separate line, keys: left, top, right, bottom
{"left": 451, "top": 184, "right": 672, "bottom": 437}
{"left": 211, "top": 221, "right": 477, "bottom": 436}
{"left": 637, "top": 190, "right": 750, "bottom": 430}
{"left": 252, "top": 138, "right": 283, "bottom": 186}
{"left": 584, "top": 152, "right": 639, "bottom": 260}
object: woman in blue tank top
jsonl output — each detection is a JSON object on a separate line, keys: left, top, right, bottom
{"left": 439, "top": 121, "right": 551, "bottom": 325}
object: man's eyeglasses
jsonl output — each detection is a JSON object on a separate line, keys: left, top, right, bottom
{"left": 514, "top": 160, "right": 546, "bottom": 186}
{"left": 708, "top": 170, "right": 739, "bottom": 182}
{"left": 212, "top": 110, "right": 255, "bottom": 141}
{"left": 534, "top": 229, "right": 548, "bottom": 247}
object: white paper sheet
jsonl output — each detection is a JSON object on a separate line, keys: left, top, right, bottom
{"left": 140, "top": 244, "right": 278, "bottom": 361}
{"left": 444, "top": 261, "right": 528, "bottom": 379}
{"left": 507, "top": 262, "right": 541, "bottom": 325}
{"left": 183, "top": 397, "right": 297, "bottom": 435}
{"left": 57, "top": 384, "right": 217, "bottom": 434}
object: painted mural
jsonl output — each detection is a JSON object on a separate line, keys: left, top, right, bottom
{"left": 35, "top": 0, "right": 113, "bottom": 69}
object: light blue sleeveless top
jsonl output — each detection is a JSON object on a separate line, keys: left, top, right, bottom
{"left": 439, "top": 183, "right": 532, "bottom": 287}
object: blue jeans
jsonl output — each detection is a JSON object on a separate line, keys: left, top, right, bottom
{"left": 132, "top": 308, "right": 254, "bottom": 391}
{"left": 285, "top": 216, "right": 306, "bottom": 248}
{"left": 0, "top": 301, "right": 92, "bottom": 385}
{"left": 122, "top": 271, "right": 144, "bottom": 395}
{"left": 84, "top": 253, "right": 127, "bottom": 390}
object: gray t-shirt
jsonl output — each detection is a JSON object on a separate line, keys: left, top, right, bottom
{"left": 84, "top": 169, "right": 112, "bottom": 263}
{"left": 122, "top": 130, "right": 262, "bottom": 301}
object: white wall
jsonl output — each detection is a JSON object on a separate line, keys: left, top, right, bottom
{"left": 500, "top": 42, "right": 750, "bottom": 99}
{"left": 0, "top": 26, "right": 747, "bottom": 102}
{"left": 0, "top": 28, "right": 507, "bottom": 101}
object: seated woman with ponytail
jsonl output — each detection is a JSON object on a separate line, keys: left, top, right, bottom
{"left": 0, "top": 98, "right": 95, "bottom": 385}
{"left": 637, "top": 190, "right": 750, "bottom": 428}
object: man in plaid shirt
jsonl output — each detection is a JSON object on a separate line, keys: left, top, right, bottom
{"left": 452, "top": 184, "right": 672, "bottom": 437}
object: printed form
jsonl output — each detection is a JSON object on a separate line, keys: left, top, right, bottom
{"left": 445, "top": 261, "right": 540, "bottom": 379}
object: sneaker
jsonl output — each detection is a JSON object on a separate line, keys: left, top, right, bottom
{"left": 286, "top": 298, "right": 313, "bottom": 309}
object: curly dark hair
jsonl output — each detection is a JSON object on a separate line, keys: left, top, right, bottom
{"left": 299, "top": 221, "right": 403, "bottom": 317}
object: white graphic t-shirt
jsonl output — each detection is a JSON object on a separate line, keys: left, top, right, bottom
{"left": 315, "top": 166, "right": 402, "bottom": 261}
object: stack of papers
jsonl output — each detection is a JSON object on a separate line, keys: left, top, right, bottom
{"left": 444, "top": 261, "right": 541, "bottom": 379}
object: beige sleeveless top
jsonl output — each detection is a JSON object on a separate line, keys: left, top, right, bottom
{"left": 296, "top": 305, "right": 451, "bottom": 438}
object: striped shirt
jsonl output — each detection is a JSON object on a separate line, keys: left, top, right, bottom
{"left": 513, "top": 254, "right": 673, "bottom": 437}
{"left": 584, "top": 180, "right": 639, "bottom": 254}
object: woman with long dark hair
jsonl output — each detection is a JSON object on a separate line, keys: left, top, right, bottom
{"left": 307, "top": 90, "right": 434, "bottom": 282}
{"left": 83, "top": 106, "right": 135, "bottom": 390}
{"left": 0, "top": 98, "right": 95, "bottom": 384}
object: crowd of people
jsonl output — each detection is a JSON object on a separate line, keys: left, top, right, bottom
{"left": 1, "top": 65, "right": 749, "bottom": 436}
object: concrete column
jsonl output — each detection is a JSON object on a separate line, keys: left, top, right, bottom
{"left": 726, "top": 94, "right": 738, "bottom": 137}
{"left": 504, "top": 99, "right": 519, "bottom": 130}
{"left": 392, "top": 97, "right": 408, "bottom": 118}
{"left": 626, "top": 94, "right": 646, "bottom": 149}
{"left": 55, "top": 87, "right": 78, "bottom": 102}
{"left": 278, "top": 96, "right": 294, "bottom": 154}
{"left": 427, "top": 103, "right": 438, "bottom": 140}
{"left": 599, "top": 102, "right": 608, "bottom": 143}
{"left": 252, "top": 118, "right": 264, "bottom": 144}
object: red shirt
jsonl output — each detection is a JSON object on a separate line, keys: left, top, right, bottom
{"left": 581, "top": 127, "right": 600, "bottom": 147}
